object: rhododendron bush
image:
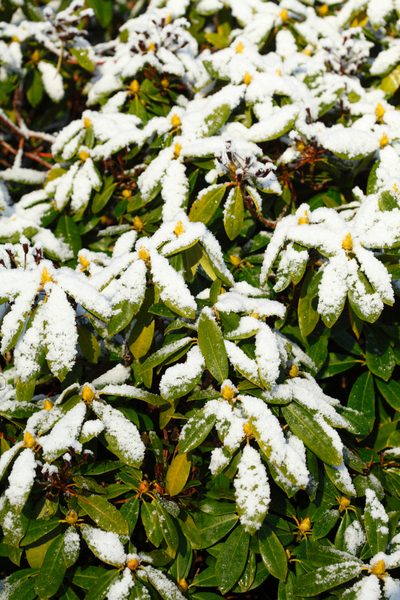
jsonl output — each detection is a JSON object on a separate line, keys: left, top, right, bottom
{"left": 2, "top": 0, "right": 400, "bottom": 598}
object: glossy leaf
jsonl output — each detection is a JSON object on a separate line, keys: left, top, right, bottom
{"left": 215, "top": 526, "right": 250, "bottom": 594}
{"left": 198, "top": 309, "right": 229, "bottom": 383}
{"left": 165, "top": 453, "right": 191, "bottom": 497}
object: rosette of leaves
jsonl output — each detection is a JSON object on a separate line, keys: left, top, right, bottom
{"left": 260, "top": 202, "right": 396, "bottom": 333}
{"left": 0, "top": 243, "right": 112, "bottom": 391}
{"left": 292, "top": 489, "right": 400, "bottom": 599}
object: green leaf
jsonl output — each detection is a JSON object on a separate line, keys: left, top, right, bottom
{"left": 140, "top": 336, "right": 193, "bottom": 373}
{"left": 34, "top": 535, "right": 66, "bottom": 599}
{"left": 189, "top": 184, "right": 227, "bottom": 224}
{"left": 224, "top": 187, "right": 244, "bottom": 240}
{"left": 1, "top": 575, "right": 37, "bottom": 600}
{"left": 165, "top": 453, "right": 191, "bottom": 497}
{"left": 324, "top": 463, "right": 356, "bottom": 496}
{"left": 379, "top": 190, "right": 398, "bottom": 212}
{"left": 347, "top": 372, "right": 375, "bottom": 433}
{"left": 364, "top": 490, "right": 389, "bottom": 555}
{"left": 141, "top": 501, "right": 164, "bottom": 547}
{"left": 204, "top": 104, "right": 231, "bottom": 136}
{"left": 194, "top": 512, "right": 238, "bottom": 548}
{"left": 77, "top": 495, "right": 128, "bottom": 535}
{"left": 55, "top": 215, "right": 82, "bottom": 256}
{"left": 77, "top": 325, "right": 101, "bottom": 363}
{"left": 293, "top": 561, "right": 361, "bottom": 596}
{"left": 70, "top": 47, "right": 94, "bottom": 71}
{"left": 144, "top": 567, "right": 184, "bottom": 600}
{"left": 107, "top": 300, "right": 136, "bottom": 337}
{"left": 120, "top": 497, "right": 140, "bottom": 536}
{"left": 312, "top": 508, "right": 339, "bottom": 539}
{"left": 258, "top": 523, "right": 287, "bottom": 581}
{"left": 86, "top": 0, "right": 113, "bottom": 28}
{"left": 198, "top": 309, "right": 229, "bottom": 383}
{"left": 27, "top": 69, "right": 43, "bottom": 107}
{"left": 298, "top": 270, "right": 320, "bottom": 337}
{"left": 84, "top": 569, "right": 120, "bottom": 600}
{"left": 153, "top": 499, "right": 179, "bottom": 553}
{"left": 365, "top": 325, "right": 395, "bottom": 381}
{"left": 318, "top": 352, "right": 358, "bottom": 378}
{"left": 215, "top": 526, "right": 250, "bottom": 594}
{"left": 178, "top": 408, "right": 216, "bottom": 453}
{"left": 376, "top": 378, "right": 400, "bottom": 411}
{"left": 282, "top": 403, "right": 342, "bottom": 466}
{"left": 367, "top": 160, "right": 380, "bottom": 194}
{"left": 21, "top": 518, "right": 60, "bottom": 547}
{"left": 379, "top": 64, "right": 400, "bottom": 98}
{"left": 92, "top": 180, "right": 118, "bottom": 214}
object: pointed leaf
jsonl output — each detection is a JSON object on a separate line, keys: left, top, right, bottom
{"left": 258, "top": 523, "right": 287, "bottom": 581}
{"left": 77, "top": 495, "right": 128, "bottom": 535}
{"left": 215, "top": 525, "right": 250, "bottom": 594}
{"left": 282, "top": 403, "right": 342, "bottom": 466}
{"left": 224, "top": 187, "right": 244, "bottom": 240}
{"left": 198, "top": 309, "right": 229, "bottom": 383}
{"left": 178, "top": 408, "right": 216, "bottom": 453}
{"left": 189, "top": 184, "right": 227, "bottom": 224}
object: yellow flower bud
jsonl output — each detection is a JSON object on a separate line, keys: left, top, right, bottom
{"left": 376, "top": 103, "right": 385, "bottom": 120}
{"left": 250, "top": 312, "right": 259, "bottom": 319}
{"left": 40, "top": 266, "right": 53, "bottom": 286}
{"left": 161, "top": 77, "right": 169, "bottom": 88}
{"left": 166, "top": 13, "right": 171, "bottom": 24}
{"left": 302, "top": 49, "right": 312, "bottom": 56}
{"left": 243, "top": 72, "right": 252, "bottom": 86}
{"left": 370, "top": 559, "right": 386, "bottom": 577}
{"left": 222, "top": 384, "right": 235, "bottom": 401}
{"left": 243, "top": 422, "right": 253, "bottom": 436}
{"left": 65, "top": 510, "right": 79, "bottom": 525}
{"left": 31, "top": 50, "right": 40, "bottom": 64}
{"left": 298, "top": 517, "right": 311, "bottom": 532}
{"left": 178, "top": 579, "right": 188, "bottom": 592}
{"left": 148, "top": 42, "right": 156, "bottom": 52}
{"left": 298, "top": 211, "right": 309, "bottom": 225}
{"left": 11, "top": 36, "right": 19, "bottom": 43}
{"left": 296, "top": 140, "right": 306, "bottom": 152}
{"left": 174, "top": 143, "right": 182, "bottom": 157}
{"left": 24, "top": 431, "right": 36, "bottom": 448}
{"left": 82, "top": 384, "right": 95, "bottom": 404}
{"left": 318, "top": 4, "right": 328, "bottom": 16}
{"left": 174, "top": 221, "right": 184, "bottom": 236}
{"left": 342, "top": 233, "right": 353, "bottom": 251}
{"left": 171, "top": 114, "right": 181, "bottom": 128}
{"left": 79, "top": 255, "right": 90, "bottom": 269}
{"left": 276, "top": 69, "right": 282, "bottom": 76}
{"left": 127, "top": 557, "right": 140, "bottom": 570}
{"left": 139, "top": 247, "right": 150, "bottom": 261}
{"left": 122, "top": 189, "right": 132, "bottom": 198}
{"left": 280, "top": 8, "right": 289, "bottom": 22}
{"left": 130, "top": 79, "right": 140, "bottom": 94}
{"left": 394, "top": 183, "right": 399, "bottom": 193}
{"left": 236, "top": 42, "right": 244, "bottom": 53}
{"left": 84, "top": 117, "right": 91, "bottom": 129}
{"left": 338, "top": 496, "right": 351, "bottom": 512}
{"left": 133, "top": 216, "right": 145, "bottom": 231}
{"left": 289, "top": 364, "right": 299, "bottom": 378}
{"left": 79, "top": 150, "right": 90, "bottom": 161}
{"left": 44, "top": 399, "right": 54, "bottom": 411}
{"left": 380, "top": 133, "right": 389, "bottom": 149}
{"left": 230, "top": 255, "right": 242, "bottom": 267}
